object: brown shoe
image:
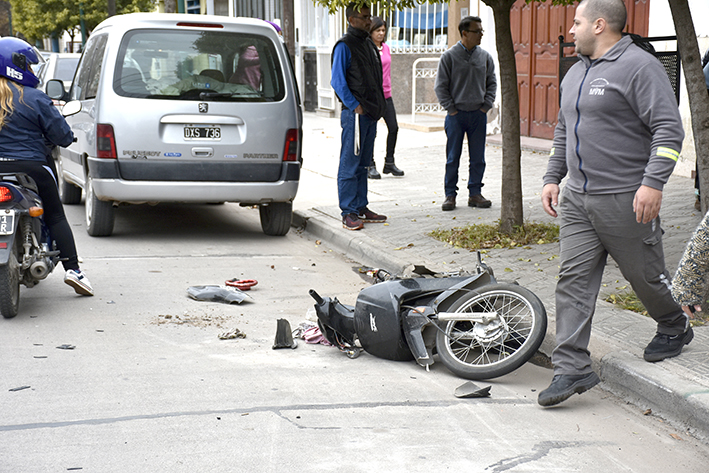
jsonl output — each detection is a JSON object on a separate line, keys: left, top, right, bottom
{"left": 468, "top": 194, "right": 492, "bottom": 208}
{"left": 442, "top": 196, "right": 456, "bottom": 211}
{"left": 342, "top": 213, "right": 364, "bottom": 230}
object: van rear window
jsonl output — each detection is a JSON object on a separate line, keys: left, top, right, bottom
{"left": 113, "top": 29, "right": 285, "bottom": 102}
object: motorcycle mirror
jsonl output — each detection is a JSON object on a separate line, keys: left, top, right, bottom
{"left": 61, "top": 100, "right": 82, "bottom": 117}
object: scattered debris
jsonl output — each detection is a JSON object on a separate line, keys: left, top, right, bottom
{"left": 454, "top": 381, "right": 491, "bottom": 398}
{"left": 9, "top": 385, "right": 30, "bottom": 392}
{"left": 56, "top": 344, "right": 75, "bottom": 350}
{"left": 155, "top": 312, "right": 229, "bottom": 329}
{"left": 643, "top": 409, "right": 652, "bottom": 416}
{"left": 670, "top": 433, "right": 683, "bottom": 441}
{"left": 218, "top": 328, "right": 246, "bottom": 340}
{"left": 187, "top": 285, "right": 253, "bottom": 304}
{"left": 293, "top": 321, "right": 332, "bottom": 346}
{"left": 273, "top": 319, "right": 297, "bottom": 349}
{"left": 225, "top": 279, "right": 258, "bottom": 291}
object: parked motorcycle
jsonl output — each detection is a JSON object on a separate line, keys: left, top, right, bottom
{"left": 0, "top": 172, "right": 60, "bottom": 318}
{"left": 309, "top": 255, "right": 547, "bottom": 380}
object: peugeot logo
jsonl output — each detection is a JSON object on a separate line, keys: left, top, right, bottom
{"left": 198, "top": 103, "right": 208, "bottom": 113}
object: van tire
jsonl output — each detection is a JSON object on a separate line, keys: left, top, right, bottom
{"left": 259, "top": 202, "right": 292, "bottom": 236}
{"left": 85, "top": 175, "right": 115, "bottom": 237}
{"left": 57, "top": 159, "right": 82, "bottom": 205}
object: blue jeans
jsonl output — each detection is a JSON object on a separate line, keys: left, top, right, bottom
{"left": 338, "top": 108, "right": 377, "bottom": 216}
{"left": 444, "top": 110, "right": 487, "bottom": 197}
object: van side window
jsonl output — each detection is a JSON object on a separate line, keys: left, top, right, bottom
{"left": 71, "top": 34, "right": 108, "bottom": 101}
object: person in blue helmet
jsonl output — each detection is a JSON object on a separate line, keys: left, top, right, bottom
{"left": 0, "top": 37, "right": 93, "bottom": 296}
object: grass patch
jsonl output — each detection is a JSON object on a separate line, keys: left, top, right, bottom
{"left": 429, "top": 220, "right": 559, "bottom": 250}
{"left": 605, "top": 291, "right": 648, "bottom": 316}
{"left": 604, "top": 290, "right": 709, "bottom": 327}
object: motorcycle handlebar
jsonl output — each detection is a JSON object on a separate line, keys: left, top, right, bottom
{"left": 308, "top": 289, "right": 324, "bottom": 304}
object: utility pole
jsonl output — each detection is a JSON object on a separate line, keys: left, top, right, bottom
{"left": 108, "top": 0, "right": 116, "bottom": 17}
{"left": 79, "top": 1, "right": 88, "bottom": 48}
{"left": 282, "top": 0, "right": 295, "bottom": 63}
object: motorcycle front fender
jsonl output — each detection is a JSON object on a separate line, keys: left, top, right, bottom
{"left": 402, "top": 307, "right": 435, "bottom": 366}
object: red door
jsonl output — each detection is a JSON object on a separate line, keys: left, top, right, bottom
{"left": 512, "top": 0, "right": 649, "bottom": 140}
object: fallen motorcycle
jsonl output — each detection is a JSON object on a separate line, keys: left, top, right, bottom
{"left": 0, "top": 172, "right": 60, "bottom": 318}
{"left": 309, "top": 255, "right": 547, "bottom": 380}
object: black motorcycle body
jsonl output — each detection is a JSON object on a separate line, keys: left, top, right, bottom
{"left": 310, "top": 260, "right": 547, "bottom": 380}
{"left": 0, "top": 172, "right": 60, "bottom": 318}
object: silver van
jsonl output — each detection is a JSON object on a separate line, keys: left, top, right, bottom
{"left": 51, "top": 13, "right": 302, "bottom": 236}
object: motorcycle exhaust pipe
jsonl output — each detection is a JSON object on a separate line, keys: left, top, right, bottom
{"left": 30, "top": 260, "right": 50, "bottom": 280}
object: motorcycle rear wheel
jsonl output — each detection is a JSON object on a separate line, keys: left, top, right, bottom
{"left": 435, "top": 283, "right": 547, "bottom": 380}
{"left": 0, "top": 233, "right": 21, "bottom": 319}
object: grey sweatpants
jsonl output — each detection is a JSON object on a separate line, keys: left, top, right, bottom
{"left": 552, "top": 189, "right": 688, "bottom": 375}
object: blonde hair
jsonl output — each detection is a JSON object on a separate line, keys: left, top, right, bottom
{"left": 0, "top": 77, "right": 24, "bottom": 130}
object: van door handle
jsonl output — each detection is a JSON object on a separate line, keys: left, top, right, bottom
{"left": 192, "top": 148, "right": 214, "bottom": 157}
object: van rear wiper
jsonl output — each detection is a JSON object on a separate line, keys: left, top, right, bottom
{"left": 199, "top": 91, "right": 236, "bottom": 99}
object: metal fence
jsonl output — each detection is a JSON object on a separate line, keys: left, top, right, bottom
{"left": 372, "top": 2, "right": 448, "bottom": 54}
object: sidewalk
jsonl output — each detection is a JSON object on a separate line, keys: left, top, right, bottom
{"left": 293, "top": 112, "right": 709, "bottom": 440}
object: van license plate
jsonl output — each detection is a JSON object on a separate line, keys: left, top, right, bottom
{"left": 0, "top": 210, "right": 15, "bottom": 235}
{"left": 184, "top": 126, "right": 221, "bottom": 140}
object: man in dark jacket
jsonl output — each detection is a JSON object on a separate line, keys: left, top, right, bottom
{"left": 331, "top": 2, "right": 387, "bottom": 230}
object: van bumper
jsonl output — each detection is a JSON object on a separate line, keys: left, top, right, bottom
{"left": 90, "top": 178, "right": 300, "bottom": 204}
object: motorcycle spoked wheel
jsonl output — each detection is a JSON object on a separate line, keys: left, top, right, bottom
{"left": 0, "top": 231, "right": 22, "bottom": 319}
{"left": 435, "top": 283, "right": 547, "bottom": 380}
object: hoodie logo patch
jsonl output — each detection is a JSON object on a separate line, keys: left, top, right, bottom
{"left": 589, "top": 78, "right": 609, "bottom": 96}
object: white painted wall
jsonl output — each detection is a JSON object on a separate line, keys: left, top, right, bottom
{"left": 648, "top": 1, "right": 709, "bottom": 178}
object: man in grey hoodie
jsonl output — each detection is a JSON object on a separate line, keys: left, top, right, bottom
{"left": 539, "top": 0, "right": 690, "bottom": 407}
{"left": 434, "top": 16, "right": 496, "bottom": 211}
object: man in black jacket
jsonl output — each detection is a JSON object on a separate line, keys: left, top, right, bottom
{"left": 331, "top": 2, "right": 387, "bottom": 230}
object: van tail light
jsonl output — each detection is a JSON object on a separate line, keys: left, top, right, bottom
{"left": 97, "top": 124, "right": 117, "bottom": 159}
{"left": 283, "top": 129, "right": 299, "bottom": 162}
{"left": 0, "top": 186, "right": 13, "bottom": 202}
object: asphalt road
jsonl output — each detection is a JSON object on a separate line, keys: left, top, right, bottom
{"left": 1, "top": 202, "right": 708, "bottom": 472}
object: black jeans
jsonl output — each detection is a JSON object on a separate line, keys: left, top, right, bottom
{"left": 382, "top": 97, "right": 398, "bottom": 160}
{"left": 0, "top": 159, "right": 79, "bottom": 271}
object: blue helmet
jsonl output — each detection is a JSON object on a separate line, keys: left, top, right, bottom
{"left": 0, "top": 37, "right": 40, "bottom": 88}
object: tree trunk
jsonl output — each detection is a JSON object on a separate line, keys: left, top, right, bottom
{"left": 668, "top": 0, "right": 709, "bottom": 213}
{"left": 108, "top": 0, "right": 116, "bottom": 17}
{"left": 484, "top": 0, "right": 523, "bottom": 234}
{"left": 282, "top": 0, "right": 296, "bottom": 63}
{"left": 164, "top": 0, "right": 177, "bottom": 14}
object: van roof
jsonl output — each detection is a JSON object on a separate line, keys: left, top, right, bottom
{"left": 93, "top": 13, "right": 279, "bottom": 36}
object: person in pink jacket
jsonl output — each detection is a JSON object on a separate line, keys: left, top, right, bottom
{"left": 368, "top": 17, "right": 404, "bottom": 179}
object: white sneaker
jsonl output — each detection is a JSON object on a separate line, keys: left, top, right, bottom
{"left": 64, "top": 269, "right": 94, "bottom": 296}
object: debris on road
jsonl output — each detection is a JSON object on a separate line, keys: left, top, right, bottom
{"left": 187, "top": 285, "right": 253, "bottom": 304}
{"left": 56, "top": 344, "right": 76, "bottom": 350}
{"left": 9, "top": 385, "right": 31, "bottom": 392}
{"left": 218, "top": 328, "right": 246, "bottom": 340}
{"left": 225, "top": 278, "right": 258, "bottom": 291}
{"left": 454, "top": 381, "right": 491, "bottom": 398}
{"left": 273, "top": 318, "right": 297, "bottom": 349}
{"left": 294, "top": 321, "right": 332, "bottom": 346}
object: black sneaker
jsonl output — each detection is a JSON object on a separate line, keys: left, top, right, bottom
{"left": 342, "top": 213, "right": 364, "bottom": 231}
{"left": 538, "top": 372, "right": 600, "bottom": 407}
{"left": 643, "top": 327, "right": 694, "bottom": 362}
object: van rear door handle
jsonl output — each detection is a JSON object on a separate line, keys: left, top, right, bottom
{"left": 191, "top": 147, "right": 214, "bottom": 157}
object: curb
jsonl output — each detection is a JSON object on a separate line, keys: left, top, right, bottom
{"left": 293, "top": 209, "right": 709, "bottom": 441}
{"left": 601, "top": 351, "right": 709, "bottom": 440}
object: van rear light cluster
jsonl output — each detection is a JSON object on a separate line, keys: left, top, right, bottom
{"left": 176, "top": 22, "right": 223, "bottom": 28}
{"left": 283, "top": 129, "right": 299, "bottom": 162}
{"left": 0, "top": 186, "right": 13, "bottom": 203}
{"left": 97, "top": 124, "right": 117, "bottom": 159}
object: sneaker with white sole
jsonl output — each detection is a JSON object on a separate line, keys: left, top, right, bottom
{"left": 64, "top": 269, "right": 94, "bottom": 296}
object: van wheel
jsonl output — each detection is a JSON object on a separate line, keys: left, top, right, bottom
{"left": 85, "top": 174, "right": 115, "bottom": 237}
{"left": 259, "top": 202, "right": 292, "bottom": 236}
{"left": 57, "top": 158, "right": 82, "bottom": 205}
